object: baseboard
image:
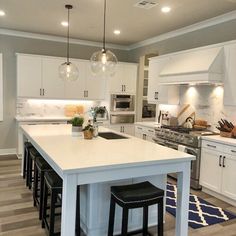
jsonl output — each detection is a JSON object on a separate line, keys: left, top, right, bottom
{"left": 202, "top": 187, "right": 236, "bottom": 207}
{"left": 0, "top": 148, "right": 16, "bottom": 156}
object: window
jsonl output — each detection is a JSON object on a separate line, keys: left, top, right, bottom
{"left": 0, "top": 54, "right": 2, "bottom": 121}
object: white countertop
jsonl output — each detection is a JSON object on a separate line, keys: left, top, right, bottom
{"left": 135, "top": 121, "right": 160, "bottom": 129}
{"left": 20, "top": 124, "right": 194, "bottom": 174}
{"left": 15, "top": 116, "right": 71, "bottom": 122}
{"left": 202, "top": 135, "right": 236, "bottom": 146}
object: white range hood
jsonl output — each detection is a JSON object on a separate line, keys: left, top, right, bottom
{"left": 159, "top": 47, "right": 224, "bottom": 85}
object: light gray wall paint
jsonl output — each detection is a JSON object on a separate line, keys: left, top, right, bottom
{"left": 129, "top": 19, "right": 236, "bottom": 62}
{"left": 0, "top": 34, "right": 130, "bottom": 149}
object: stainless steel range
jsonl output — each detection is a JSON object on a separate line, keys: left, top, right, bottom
{"left": 153, "top": 126, "right": 216, "bottom": 190}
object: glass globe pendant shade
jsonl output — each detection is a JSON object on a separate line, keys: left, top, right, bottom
{"left": 90, "top": 49, "right": 118, "bottom": 76}
{"left": 59, "top": 62, "right": 79, "bottom": 81}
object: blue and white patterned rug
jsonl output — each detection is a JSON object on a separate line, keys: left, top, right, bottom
{"left": 166, "top": 183, "right": 236, "bottom": 229}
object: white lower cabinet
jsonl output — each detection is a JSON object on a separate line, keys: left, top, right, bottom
{"left": 135, "top": 125, "right": 155, "bottom": 143}
{"left": 109, "top": 124, "right": 135, "bottom": 136}
{"left": 200, "top": 140, "right": 236, "bottom": 201}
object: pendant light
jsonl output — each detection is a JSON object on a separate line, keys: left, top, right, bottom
{"left": 59, "top": 4, "right": 79, "bottom": 81}
{"left": 90, "top": 0, "right": 118, "bottom": 76}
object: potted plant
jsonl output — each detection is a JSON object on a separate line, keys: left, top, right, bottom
{"left": 71, "top": 116, "right": 84, "bottom": 136}
{"left": 94, "top": 106, "right": 107, "bottom": 118}
{"left": 83, "top": 122, "right": 94, "bottom": 139}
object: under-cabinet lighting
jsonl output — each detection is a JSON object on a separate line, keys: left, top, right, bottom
{"left": 113, "top": 30, "right": 121, "bottom": 35}
{"left": 27, "top": 99, "right": 95, "bottom": 105}
{"left": 213, "top": 86, "right": 223, "bottom": 97}
{"left": 61, "top": 21, "right": 69, "bottom": 27}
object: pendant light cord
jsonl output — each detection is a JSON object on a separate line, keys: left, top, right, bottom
{"left": 103, "top": 0, "right": 106, "bottom": 51}
{"left": 67, "top": 6, "right": 70, "bottom": 64}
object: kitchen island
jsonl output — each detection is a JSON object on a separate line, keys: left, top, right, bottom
{"left": 20, "top": 124, "right": 194, "bottom": 236}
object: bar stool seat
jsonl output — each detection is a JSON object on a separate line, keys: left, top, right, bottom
{"left": 108, "top": 181, "right": 164, "bottom": 236}
{"left": 23, "top": 142, "right": 33, "bottom": 180}
{"left": 27, "top": 147, "right": 41, "bottom": 189}
{"left": 33, "top": 156, "right": 52, "bottom": 219}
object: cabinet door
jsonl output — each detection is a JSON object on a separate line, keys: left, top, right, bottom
{"left": 147, "top": 58, "right": 179, "bottom": 104}
{"left": 85, "top": 63, "right": 106, "bottom": 100}
{"left": 224, "top": 44, "right": 236, "bottom": 106}
{"left": 200, "top": 148, "right": 222, "bottom": 193}
{"left": 123, "top": 125, "right": 135, "bottom": 136}
{"left": 221, "top": 155, "right": 236, "bottom": 200}
{"left": 42, "top": 57, "right": 65, "bottom": 98}
{"left": 17, "top": 55, "right": 42, "bottom": 98}
{"left": 122, "top": 64, "right": 137, "bottom": 94}
{"left": 108, "top": 63, "right": 124, "bottom": 93}
{"left": 64, "top": 60, "right": 86, "bottom": 99}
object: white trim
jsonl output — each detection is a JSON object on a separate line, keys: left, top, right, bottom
{"left": 0, "top": 28, "right": 129, "bottom": 51}
{"left": 0, "top": 10, "right": 236, "bottom": 51}
{"left": 129, "top": 10, "right": 236, "bottom": 50}
{"left": 0, "top": 148, "right": 17, "bottom": 156}
{"left": 0, "top": 54, "right": 2, "bottom": 121}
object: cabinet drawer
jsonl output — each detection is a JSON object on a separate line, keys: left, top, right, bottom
{"left": 223, "top": 145, "right": 236, "bottom": 156}
{"left": 147, "top": 128, "right": 155, "bottom": 137}
{"left": 135, "top": 126, "right": 144, "bottom": 134}
{"left": 202, "top": 140, "right": 225, "bottom": 152}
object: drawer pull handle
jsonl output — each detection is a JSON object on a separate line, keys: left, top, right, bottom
{"left": 207, "top": 144, "right": 216, "bottom": 148}
{"left": 219, "top": 155, "right": 222, "bottom": 167}
{"left": 148, "top": 130, "right": 154, "bottom": 132}
{"left": 231, "top": 150, "right": 236, "bottom": 153}
{"left": 138, "top": 127, "right": 142, "bottom": 130}
{"left": 223, "top": 156, "right": 226, "bottom": 168}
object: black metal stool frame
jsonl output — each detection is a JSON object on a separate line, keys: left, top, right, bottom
{"left": 108, "top": 194, "right": 164, "bottom": 236}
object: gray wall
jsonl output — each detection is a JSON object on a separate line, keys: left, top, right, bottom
{"left": 0, "top": 34, "right": 130, "bottom": 149}
{"left": 129, "top": 19, "right": 236, "bottom": 62}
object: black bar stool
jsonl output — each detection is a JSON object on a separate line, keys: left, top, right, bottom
{"left": 42, "top": 171, "right": 81, "bottom": 236}
{"left": 108, "top": 181, "right": 164, "bottom": 236}
{"left": 23, "top": 142, "right": 33, "bottom": 180}
{"left": 27, "top": 147, "right": 41, "bottom": 189}
{"left": 33, "top": 156, "right": 52, "bottom": 219}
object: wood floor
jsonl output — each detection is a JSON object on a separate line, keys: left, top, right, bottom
{"left": 1, "top": 155, "right": 236, "bottom": 236}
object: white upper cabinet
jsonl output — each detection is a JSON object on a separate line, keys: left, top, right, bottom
{"left": 147, "top": 57, "right": 179, "bottom": 104}
{"left": 17, "top": 54, "right": 109, "bottom": 100}
{"left": 85, "top": 63, "right": 106, "bottom": 100}
{"left": 42, "top": 57, "right": 65, "bottom": 99}
{"left": 17, "top": 54, "right": 42, "bottom": 98}
{"left": 64, "top": 60, "right": 86, "bottom": 99}
{"left": 224, "top": 43, "right": 236, "bottom": 106}
{"left": 108, "top": 63, "right": 137, "bottom": 94}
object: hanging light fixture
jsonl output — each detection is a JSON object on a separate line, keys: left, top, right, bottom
{"left": 59, "top": 4, "right": 79, "bottom": 81}
{"left": 90, "top": 0, "right": 118, "bottom": 76}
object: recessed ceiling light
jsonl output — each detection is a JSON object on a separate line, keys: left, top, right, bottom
{"left": 0, "top": 10, "right": 6, "bottom": 16}
{"left": 161, "top": 6, "right": 171, "bottom": 13}
{"left": 113, "top": 30, "right": 121, "bottom": 35}
{"left": 61, "top": 21, "right": 68, "bottom": 27}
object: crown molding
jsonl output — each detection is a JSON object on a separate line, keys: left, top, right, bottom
{"left": 129, "top": 10, "right": 236, "bottom": 50}
{"left": 1, "top": 10, "right": 236, "bottom": 51}
{"left": 0, "top": 28, "right": 129, "bottom": 51}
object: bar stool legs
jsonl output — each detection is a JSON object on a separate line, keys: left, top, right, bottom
{"left": 158, "top": 201, "right": 164, "bottom": 236}
{"left": 108, "top": 196, "right": 116, "bottom": 236}
{"left": 121, "top": 207, "right": 129, "bottom": 236}
{"left": 76, "top": 186, "right": 81, "bottom": 236}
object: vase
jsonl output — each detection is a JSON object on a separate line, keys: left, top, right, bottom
{"left": 83, "top": 130, "right": 93, "bottom": 139}
{"left": 72, "top": 126, "right": 83, "bottom": 137}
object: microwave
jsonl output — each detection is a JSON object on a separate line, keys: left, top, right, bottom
{"left": 110, "top": 94, "right": 135, "bottom": 112}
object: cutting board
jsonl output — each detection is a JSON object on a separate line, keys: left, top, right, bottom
{"left": 64, "top": 105, "right": 84, "bottom": 117}
{"left": 177, "top": 104, "right": 195, "bottom": 126}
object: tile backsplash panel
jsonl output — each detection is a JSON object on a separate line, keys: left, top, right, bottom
{"left": 179, "top": 85, "right": 236, "bottom": 130}
{"left": 16, "top": 99, "right": 100, "bottom": 117}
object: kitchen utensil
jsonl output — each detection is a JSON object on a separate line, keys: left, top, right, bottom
{"left": 177, "top": 104, "right": 195, "bottom": 126}
{"left": 183, "top": 116, "right": 194, "bottom": 129}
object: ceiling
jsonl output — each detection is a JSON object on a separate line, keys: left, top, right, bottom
{"left": 0, "top": 0, "right": 236, "bottom": 46}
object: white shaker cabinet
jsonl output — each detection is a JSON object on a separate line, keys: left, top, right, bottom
{"left": 224, "top": 43, "right": 236, "bottom": 106}
{"left": 17, "top": 54, "right": 42, "bottom": 98}
{"left": 135, "top": 125, "right": 155, "bottom": 143}
{"left": 109, "top": 124, "right": 135, "bottom": 136}
{"left": 64, "top": 60, "right": 86, "bottom": 99}
{"left": 200, "top": 139, "right": 236, "bottom": 201}
{"left": 42, "top": 57, "right": 65, "bottom": 98}
{"left": 147, "top": 57, "right": 179, "bottom": 104}
{"left": 108, "top": 63, "right": 137, "bottom": 94}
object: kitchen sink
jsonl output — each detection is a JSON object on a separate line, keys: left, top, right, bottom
{"left": 98, "top": 132, "right": 128, "bottom": 140}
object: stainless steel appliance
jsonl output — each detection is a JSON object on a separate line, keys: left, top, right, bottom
{"left": 153, "top": 126, "right": 216, "bottom": 190}
{"left": 110, "top": 94, "right": 135, "bottom": 112}
{"left": 110, "top": 114, "right": 135, "bottom": 124}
